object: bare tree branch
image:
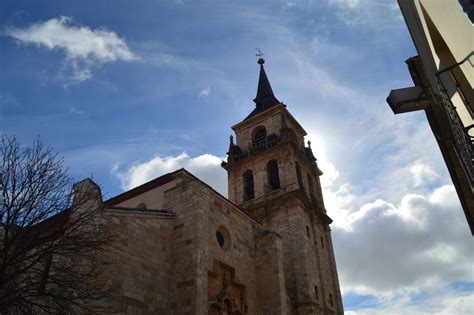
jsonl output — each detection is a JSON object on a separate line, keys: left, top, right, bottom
{"left": 0, "top": 135, "right": 114, "bottom": 314}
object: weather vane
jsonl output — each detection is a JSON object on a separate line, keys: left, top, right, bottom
{"left": 256, "top": 48, "right": 265, "bottom": 64}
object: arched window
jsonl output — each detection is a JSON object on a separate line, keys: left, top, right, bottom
{"left": 295, "top": 162, "right": 304, "bottom": 191}
{"left": 307, "top": 174, "right": 315, "bottom": 199}
{"left": 137, "top": 202, "right": 147, "bottom": 209}
{"left": 243, "top": 170, "right": 255, "bottom": 200}
{"left": 252, "top": 126, "right": 267, "bottom": 142}
{"left": 267, "top": 160, "right": 280, "bottom": 190}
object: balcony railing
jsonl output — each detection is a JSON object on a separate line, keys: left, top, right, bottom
{"left": 234, "top": 134, "right": 280, "bottom": 161}
{"left": 436, "top": 75, "right": 474, "bottom": 182}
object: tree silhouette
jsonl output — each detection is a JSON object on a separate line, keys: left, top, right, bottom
{"left": 0, "top": 136, "right": 112, "bottom": 314}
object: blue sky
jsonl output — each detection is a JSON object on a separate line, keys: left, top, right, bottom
{"left": 1, "top": 0, "right": 472, "bottom": 313}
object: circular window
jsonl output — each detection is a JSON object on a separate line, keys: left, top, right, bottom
{"left": 216, "top": 231, "right": 225, "bottom": 247}
{"left": 216, "top": 226, "right": 230, "bottom": 250}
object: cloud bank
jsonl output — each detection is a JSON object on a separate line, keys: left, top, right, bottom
{"left": 334, "top": 184, "right": 473, "bottom": 295}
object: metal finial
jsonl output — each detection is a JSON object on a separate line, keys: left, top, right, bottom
{"left": 256, "top": 48, "right": 265, "bottom": 65}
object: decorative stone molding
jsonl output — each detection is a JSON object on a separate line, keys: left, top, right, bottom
{"left": 208, "top": 260, "right": 247, "bottom": 315}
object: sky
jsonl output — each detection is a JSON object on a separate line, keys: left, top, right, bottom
{"left": 0, "top": 0, "right": 472, "bottom": 313}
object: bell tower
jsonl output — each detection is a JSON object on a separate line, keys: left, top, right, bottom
{"left": 222, "top": 58, "right": 343, "bottom": 314}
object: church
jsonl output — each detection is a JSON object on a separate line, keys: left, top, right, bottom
{"left": 78, "top": 58, "right": 344, "bottom": 314}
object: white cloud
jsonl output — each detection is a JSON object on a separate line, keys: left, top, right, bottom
{"left": 112, "top": 152, "right": 227, "bottom": 196}
{"left": 410, "top": 160, "right": 439, "bottom": 187}
{"left": 319, "top": 156, "right": 472, "bottom": 310}
{"left": 333, "top": 184, "right": 473, "bottom": 297}
{"left": 323, "top": 182, "right": 356, "bottom": 230}
{"left": 199, "top": 87, "right": 211, "bottom": 97}
{"left": 5, "top": 16, "right": 136, "bottom": 82}
{"left": 438, "top": 294, "right": 474, "bottom": 315}
{"left": 319, "top": 161, "right": 340, "bottom": 188}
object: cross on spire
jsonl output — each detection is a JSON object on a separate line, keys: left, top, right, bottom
{"left": 256, "top": 48, "right": 265, "bottom": 65}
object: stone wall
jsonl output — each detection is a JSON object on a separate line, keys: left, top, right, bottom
{"left": 235, "top": 113, "right": 282, "bottom": 151}
{"left": 95, "top": 160, "right": 343, "bottom": 314}
{"left": 227, "top": 142, "right": 302, "bottom": 206}
{"left": 224, "top": 131, "right": 344, "bottom": 314}
{"left": 164, "top": 176, "right": 210, "bottom": 315}
{"left": 99, "top": 170, "right": 295, "bottom": 315}
{"left": 207, "top": 190, "right": 295, "bottom": 315}
{"left": 262, "top": 197, "right": 343, "bottom": 315}
{"left": 117, "top": 180, "right": 177, "bottom": 210}
{"left": 255, "top": 229, "right": 288, "bottom": 314}
{"left": 207, "top": 194, "right": 259, "bottom": 313}
{"left": 102, "top": 210, "right": 174, "bottom": 314}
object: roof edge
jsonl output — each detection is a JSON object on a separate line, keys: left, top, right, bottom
{"left": 104, "top": 168, "right": 184, "bottom": 206}
{"left": 104, "top": 168, "right": 262, "bottom": 226}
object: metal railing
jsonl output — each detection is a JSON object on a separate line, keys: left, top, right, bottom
{"left": 436, "top": 75, "right": 474, "bottom": 182}
{"left": 234, "top": 135, "right": 280, "bottom": 161}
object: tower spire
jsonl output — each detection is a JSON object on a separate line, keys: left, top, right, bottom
{"left": 245, "top": 51, "right": 280, "bottom": 120}
{"left": 254, "top": 58, "right": 279, "bottom": 108}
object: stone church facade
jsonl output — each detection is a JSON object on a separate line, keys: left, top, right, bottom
{"left": 82, "top": 58, "right": 343, "bottom": 314}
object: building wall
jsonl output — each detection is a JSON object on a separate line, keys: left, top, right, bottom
{"left": 399, "top": 0, "right": 473, "bottom": 138}
{"left": 207, "top": 193, "right": 260, "bottom": 313}
{"left": 117, "top": 180, "right": 177, "bottom": 210}
{"left": 226, "top": 116, "right": 344, "bottom": 314}
{"left": 264, "top": 199, "right": 343, "bottom": 315}
{"left": 227, "top": 142, "right": 298, "bottom": 206}
{"left": 102, "top": 210, "right": 174, "bottom": 314}
{"left": 100, "top": 153, "right": 343, "bottom": 314}
{"left": 102, "top": 174, "right": 213, "bottom": 315}
{"left": 393, "top": 0, "right": 474, "bottom": 233}
{"left": 163, "top": 175, "right": 210, "bottom": 314}
{"left": 206, "top": 191, "right": 291, "bottom": 314}
{"left": 415, "top": 0, "right": 473, "bottom": 87}
{"left": 254, "top": 229, "right": 288, "bottom": 314}
{"left": 234, "top": 110, "right": 283, "bottom": 150}
{"left": 99, "top": 170, "right": 301, "bottom": 315}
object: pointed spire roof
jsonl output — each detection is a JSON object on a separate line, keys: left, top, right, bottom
{"left": 245, "top": 58, "right": 280, "bottom": 120}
